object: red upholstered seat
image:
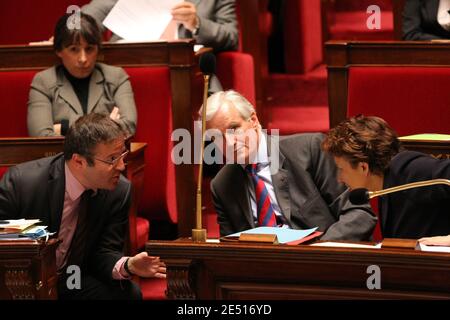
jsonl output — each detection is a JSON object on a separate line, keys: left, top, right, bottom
{"left": 347, "top": 66, "right": 450, "bottom": 135}
{"left": 124, "top": 67, "right": 178, "bottom": 225}
{"left": 0, "top": 70, "right": 37, "bottom": 136}
{"left": 216, "top": 51, "right": 255, "bottom": 106}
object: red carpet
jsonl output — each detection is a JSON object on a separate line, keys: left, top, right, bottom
{"left": 264, "top": 65, "right": 329, "bottom": 135}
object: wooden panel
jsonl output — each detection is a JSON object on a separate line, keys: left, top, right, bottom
{"left": 0, "top": 239, "right": 59, "bottom": 300}
{"left": 147, "top": 239, "right": 450, "bottom": 300}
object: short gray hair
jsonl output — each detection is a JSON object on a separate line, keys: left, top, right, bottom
{"left": 200, "top": 90, "right": 255, "bottom": 121}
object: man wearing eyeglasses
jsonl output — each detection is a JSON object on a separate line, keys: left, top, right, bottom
{"left": 0, "top": 113, "right": 165, "bottom": 299}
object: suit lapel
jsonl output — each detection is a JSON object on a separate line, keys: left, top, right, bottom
{"left": 48, "top": 156, "right": 66, "bottom": 233}
{"left": 266, "top": 135, "right": 292, "bottom": 224}
{"left": 87, "top": 67, "right": 104, "bottom": 114}
{"left": 234, "top": 166, "right": 255, "bottom": 228}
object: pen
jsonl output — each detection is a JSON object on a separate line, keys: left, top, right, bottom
{"left": 0, "top": 220, "right": 10, "bottom": 224}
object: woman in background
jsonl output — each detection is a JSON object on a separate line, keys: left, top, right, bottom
{"left": 322, "top": 115, "right": 450, "bottom": 242}
{"left": 28, "top": 12, "right": 137, "bottom": 136}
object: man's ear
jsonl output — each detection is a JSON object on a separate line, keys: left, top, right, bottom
{"left": 56, "top": 50, "right": 62, "bottom": 59}
{"left": 360, "top": 162, "right": 370, "bottom": 176}
{"left": 249, "top": 112, "right": 260, "bottom": 128}
{"left": 72, "top": 153, "right": 87, "bottom": 169}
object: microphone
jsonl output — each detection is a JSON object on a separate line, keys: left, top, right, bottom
{"left": 349, "top": 179, "right": 450, "bottom": 205}
{"left": 192, "top": 52, "right": 217, "bottom": 242}
{"left": 199, "top": 52, "right": 216, "bottom": 75}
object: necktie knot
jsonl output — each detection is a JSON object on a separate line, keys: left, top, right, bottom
{"left": 245, "top": 163, "right": 258, "bottom": 176}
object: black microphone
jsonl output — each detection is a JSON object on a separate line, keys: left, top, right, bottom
{"left": 349, "top": 188, "right": 370, "bottom": 205}
{"left": 348, "top": 179, "right": 450, "bottom": 205}
{"left": 199, "top": 52, "right": 216, "bottom": 75}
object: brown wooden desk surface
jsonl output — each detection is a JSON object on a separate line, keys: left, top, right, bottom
{"left": 147, "top": 238, "right": 450, "bottom": 300}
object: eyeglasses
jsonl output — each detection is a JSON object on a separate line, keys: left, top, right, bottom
{"left": 93, "top": 150, "right": 129, "bottom": 167}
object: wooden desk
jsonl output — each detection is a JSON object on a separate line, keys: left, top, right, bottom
{"left": 0, "top": 239, "right": 59, "bottom": 300}
{"left": 0, "top": 138, "right": 146, "bottom": 255}
{"left": 401, "top": 138, "right": 450, "bottom": 160}
{"left": 147, "top": 239, "right": 450, "bottom": 299}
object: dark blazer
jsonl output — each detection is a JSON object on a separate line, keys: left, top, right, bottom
{"left": 380, "top": 151, "right": 450, "bottom": 238}
{"left": 211, "top": 133, "right": 377, "bottom": 240}
{"left": 82, "top": 0, "right": 238, "bottom": 51}
{"left": 0, "top": 154, "right": 131, "bottom": 282}
{"left": 403, "top": 0, "right": 450, "bottom": 40}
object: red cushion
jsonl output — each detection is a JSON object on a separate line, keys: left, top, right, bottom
{"left": 125, "top": 67, "right": 178, "bottom": 224}
{"left": 348, "top": 66, "right": 450, "bottom": 135}
{"left": 216, "top": 51, "right": 256, "bottom": 106}
{"left": 0, "top": 0, "right": 90, "bottom": 45}
{"left": 140, "top": 278, "right": 167, "bottom": 300}
{"left": 0, "top": 70, "right": 38, "bottom": 136}
{"left": 136, "top": 217, "right": 150, "bottom": 250}
{"left": 283, "top": 0, "right": 323, "bottom": 73}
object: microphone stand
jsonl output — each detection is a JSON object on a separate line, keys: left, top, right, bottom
{"left": 192, "top": 74, "right": 209, "bottom": 242}
{"left": 368, "top": 179, "right": 450, "bottom": 199}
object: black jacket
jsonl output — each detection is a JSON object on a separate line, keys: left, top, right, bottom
{"left": 380, "top": 151, "right": 450, "bottom": 238}
{"left": 0, "top": 154, "right": 131, "bottom": 282}
{"left": 403, "top": 0, "right": 450, "bottom": 40}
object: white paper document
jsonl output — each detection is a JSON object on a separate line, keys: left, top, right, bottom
{"left": 416, "top": 242, "right": 450, "bottom": 253}
{"left": 103, "top": 0, "right": 179, "bottom": 41}
{"left": 310, "top": 242, "right": 382, "bottom": 249}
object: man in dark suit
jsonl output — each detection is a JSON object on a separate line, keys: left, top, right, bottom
{"left": 203, "top": 90, "right": 377, "bottom": 240}
{"left": 82, "top": 0, "right": 238, "bottom": 51}
{"left": 0, "top": 113, "right": 165, "bottom": 299}
{"left": 403, "top": 0, "right": 450, "bottom": 40}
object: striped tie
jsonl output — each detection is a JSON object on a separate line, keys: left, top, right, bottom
{"left": 246, "top": 164, "right": 277, "bottom": 227}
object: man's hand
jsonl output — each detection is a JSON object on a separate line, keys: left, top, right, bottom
{"left": 110, "top": 107, "right": 121, "bottom": 120}
{"left": 171, "top": 1, "right": 199, "bottom": 32}
{"left": 418, "top": 235, "right": 450, "bottom": 246}
{"left": 53, "top": 123, "right": 62, "bottom": 135}
{"left": 128, "top": 252, "right": 167, "bottom": 278}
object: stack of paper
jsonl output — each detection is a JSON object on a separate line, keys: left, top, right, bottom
{"left": 0, "top": 219, "right": 53, "bottom": 240}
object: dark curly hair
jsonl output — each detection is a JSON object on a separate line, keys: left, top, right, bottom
{"left": 322, "top": 115, "right": 402, "bottom": 175}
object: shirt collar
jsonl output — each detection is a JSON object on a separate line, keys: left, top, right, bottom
{"left": 64, "top": 163, "right": 87, "bottom": 201}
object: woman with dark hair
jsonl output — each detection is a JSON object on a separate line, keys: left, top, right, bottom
{"left": 28, "top": 12, "right": 137, "bottom": 136}
{"left": 322, "top": 115, "right": 450, "bottom": 241}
